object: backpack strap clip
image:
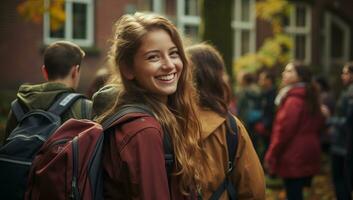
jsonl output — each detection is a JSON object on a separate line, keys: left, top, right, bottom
{"left": 48, "top": 93, "right": 85, "bottom": 116}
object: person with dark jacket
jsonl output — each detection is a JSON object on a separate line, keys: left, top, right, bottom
{"left": 329, "top": 62, "right": 353, "bottom": 200}
{"left": 4, "top": 41, "right": 92, "bottom": 143}
{"left": 265, "top": 61, "right": 325, "bottom": 200}
{"left": 255, "top": 69, "right": 277, "bottom": 163}
{"left": 186, "top": 43, "right": 265, "bottom": 199}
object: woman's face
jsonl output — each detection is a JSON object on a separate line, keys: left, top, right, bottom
{"left": 341, "top": 66, "right": 353, "bottom": 86}
{"left": 126, "top": 29, "right": 183, "bottom": 102}
{"left": 282, "top": 63, "right": 300, "bottom": 86}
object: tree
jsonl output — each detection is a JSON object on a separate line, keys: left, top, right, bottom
{"left": 200, "top": 0, "right": 234, "bottom": 84}
{"left": 234, "top": 0, "right": 293, "bottom": 75}
{"left": 17, "top": 0, "right": 65, "bottom": 31}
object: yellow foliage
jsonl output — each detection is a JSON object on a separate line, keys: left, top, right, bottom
{"left": 256, "top": 0, "right": 290, "bottom": 21}
{"left": 17, "top": 0, "right": 65, "bottom": 31}
{"left": 234, "top": 0, "right": 293, "bottom": 75}
{"left": 256, "top": 0, "right": 290, "bottom": 33}
{"left": 17, "top": 0, "right": 44, "bottom": 24}
{"left": 234, "top": 53, "right": 261, "bottom": 75}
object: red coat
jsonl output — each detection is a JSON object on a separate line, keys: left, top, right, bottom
{"left": 103, "top": 113, "right": 194, "bottom": 200}
{"left": 265, "top": 86, "right": 324, "bottom": 178}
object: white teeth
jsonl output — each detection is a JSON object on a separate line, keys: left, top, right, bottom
{"left": 156, "top": 73, "right": 175, "bottom": 81}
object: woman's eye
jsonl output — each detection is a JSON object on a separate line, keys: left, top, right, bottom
{"left": 170, "top": 51, "right": 179, "bottom": 58}
{"left": 147, "top": 55, "right": 159, "bottom": 61}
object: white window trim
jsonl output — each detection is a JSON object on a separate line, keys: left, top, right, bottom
{"left": 284, "top": 3, "right": 311, "bottom": 64}
{"left": 43, "top": 0, "right": 94, "bottom": 47}
{"left": 322, "top": 12, "right": 351, "bottom": 73}
{"left": 152, "top": 0, "right": 164, "bottom": 14}
{"left": 176, "top": 0, "right": 200, "bottom": 35}
{"left": 232, "top": 0, "right": 256, "bottom": 60}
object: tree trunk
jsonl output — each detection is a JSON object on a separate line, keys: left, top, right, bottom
{"left": 200, "top": 0, "right": 234, "bottom": 84}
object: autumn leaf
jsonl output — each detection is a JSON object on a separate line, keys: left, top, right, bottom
{"left": 17, "top": 0, "right": 65, "bottom": 31}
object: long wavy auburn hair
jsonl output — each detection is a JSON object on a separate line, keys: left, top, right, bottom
{"left": 97, "top": 12, "right": 208, "bottom": 194}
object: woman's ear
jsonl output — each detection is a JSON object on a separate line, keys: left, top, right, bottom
{"left": 120, "top": 64, "right": 135, "bottom": 80}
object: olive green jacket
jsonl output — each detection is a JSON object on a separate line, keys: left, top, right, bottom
{"left": 4, "top": 82, "right": 92, "bottom": 142}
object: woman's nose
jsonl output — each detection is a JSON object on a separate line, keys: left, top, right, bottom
{"left": 162, "top": 57, "right": 174, "bottom": 69}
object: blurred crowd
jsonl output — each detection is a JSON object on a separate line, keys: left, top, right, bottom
{"left": 228, "top": 62, "right": 353, "bottom": 200}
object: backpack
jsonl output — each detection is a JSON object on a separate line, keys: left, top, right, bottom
{"left": 24, "top": 104, "right": 173, "bottom": 200}
{"left": 209, "top": 112, "right": 238, "bottom": 200}
{"left": 0, "top": 93, "right": 86, "bottom": 200}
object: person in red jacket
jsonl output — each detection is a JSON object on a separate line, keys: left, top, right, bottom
{"left": 265, "top": 61, "right": 325, "bottom": 200}
{"left": 95, "top": 12, "right": 209, "bottom": 199}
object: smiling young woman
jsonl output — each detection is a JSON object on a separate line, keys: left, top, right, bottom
{"left": 95, "top": 12, "right": 210, "bottom": 199}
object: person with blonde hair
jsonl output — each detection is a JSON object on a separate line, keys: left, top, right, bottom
{"left": 186, "top": 43, "right": 265, "bottom": 199}
{"left": 96, "top": 12, "right": 209, "bottom": 199}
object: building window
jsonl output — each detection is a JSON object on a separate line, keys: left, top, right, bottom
{"left": 176, "top": 0, "right": 200, "bottom": 43}
{"left": 322, "top": 12, "right": 351, "bottom": 73}
{"left": 43, "top": 0, "right": 94, "bottom": 47}
{"left": 284, "top": 3, "right": 311, "bottom": 63}
{"left": 232, "top": 0, "right": 256, "bottom": 60}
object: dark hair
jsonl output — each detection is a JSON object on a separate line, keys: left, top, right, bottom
{"left": 291, "top": 61, "right": 320, "bottom": 114}
{"left": 44, "top": 41, "right": 85, "bottom": 80}
{"left": 186, "top": 43, "right": 231, "bottom": 116}
{"left": 242, "top": 72, "right": 256, "bottom": 85}
{"left": 260, "top": 69, "right": 276, "bottom": 84}
{"left": 313, "top": 75, "right": 330, "bottom": 92}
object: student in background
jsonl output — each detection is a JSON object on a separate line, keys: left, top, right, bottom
{"left": 329, "top": 62, "right": 353, "bottom": 200}
{"left": 255, "top": 69, "right": 277, "bottom": 163}
{"left": 4, "top": 41, "right": 92, "bottom": 142}
{"left": 265, "top": 61, "right": 325, "bottom": 200}
{"left": 187, "top": 43, "right": 265, "bottom": 200}
{"left": 235, "top": 71, "right": 262, "bottom": 152}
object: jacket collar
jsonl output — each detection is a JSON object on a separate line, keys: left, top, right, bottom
{"left": 197, "top": 108, "right": 226, "bottom": 139}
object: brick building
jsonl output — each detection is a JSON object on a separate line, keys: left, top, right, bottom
{"left": 0, "top": 0, "right": 352, "bottom": 95}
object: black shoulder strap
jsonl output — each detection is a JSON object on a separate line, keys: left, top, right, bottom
{"left": 101, "top": 104, "right": 173, "bottom": 161}
{"left": 209, "top": 112, "right": 238, "bottom": 200}
{"left": 101, "top": 104, "right": 153, "bottom": 130}
{"left": 48, "top": 93, "right": 85, "bottom": 116}
{"left": 11, "top": 99, "right": 26, "bottom": 121}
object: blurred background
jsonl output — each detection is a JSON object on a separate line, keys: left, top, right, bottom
{"left": 0, "top": 0, "right": 353, "bottom": 199}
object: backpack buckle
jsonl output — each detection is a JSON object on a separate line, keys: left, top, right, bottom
{"left": 227, "top": 161, "right": 233, "bottom": 173}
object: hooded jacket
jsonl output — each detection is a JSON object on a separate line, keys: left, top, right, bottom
{"left": 4, "top": 82, "right": 92, "bottom": 141}
{"left": 198, "top": 108, "right": 266, "bottom": 200}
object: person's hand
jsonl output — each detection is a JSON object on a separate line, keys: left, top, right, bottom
{"left": 264, "top": 154, "right": 276, "bottom": 175}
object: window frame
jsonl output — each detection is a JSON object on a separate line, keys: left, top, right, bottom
{"left": 322, "top": 12, "right": 351, "bottom": 73}
{"left": 43, "top": 0, "right": 94, "bottom": 47}
{"left": 232, "top": 0, "right": 256, "bottom": 60}
{"left": 176, "top": 0, "right": 200, "bottom": 39}
{"left": 284, "top": 3, "right": 312, "bottom": 64}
